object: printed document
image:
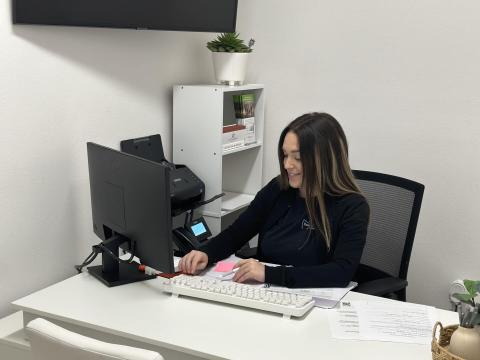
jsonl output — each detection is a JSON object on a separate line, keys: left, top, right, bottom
{"left": 328, "top": 300, "right": 436, "bottom": 344}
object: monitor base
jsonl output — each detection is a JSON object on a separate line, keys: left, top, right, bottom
{"left": 87, "top": 263, "right": 156, "bottom": 287}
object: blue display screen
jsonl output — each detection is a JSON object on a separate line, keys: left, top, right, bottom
{"left": 191, "top": 222, "right": 207, "bottom": 236}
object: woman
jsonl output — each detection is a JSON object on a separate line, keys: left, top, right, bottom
{"left": 179, "top": 112, "right": 369, "bottom": 288}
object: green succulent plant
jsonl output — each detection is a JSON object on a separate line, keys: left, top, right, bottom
{"left": 207, "top": 33, "right": 255, "bottom": 53}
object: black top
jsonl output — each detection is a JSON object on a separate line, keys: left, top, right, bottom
{"left": 260, "top": 195, "right": 328, "bottom": 266}
{"left": 200, "top": 177, "right": 370, "bottom": 288}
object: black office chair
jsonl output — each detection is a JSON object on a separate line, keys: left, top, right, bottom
{"left": 352, "top": 170, "right": 425, "bottom": 302}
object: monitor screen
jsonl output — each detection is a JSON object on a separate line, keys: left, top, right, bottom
{"left": 87, "top": 142, "right": 174, "bottom": 286}
{"left": 12, "top": 0, "right": 238, "bottom": 33}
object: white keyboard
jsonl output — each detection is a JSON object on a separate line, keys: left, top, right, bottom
{"left": 159, "top": 274, "right": 315, "bottom": 318}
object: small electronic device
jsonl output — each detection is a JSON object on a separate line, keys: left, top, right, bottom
{"left": 79, "top": 143, "right": 175, "bottom": 287}
{"left": 189, "top": 218, "right": 211, "bottom": 241}
{"left": 173, "top": 216, "right": 212, "bottom": 254}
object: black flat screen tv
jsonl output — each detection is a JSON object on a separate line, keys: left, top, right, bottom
{"left": 12, "top": 0, "right": 238, "bottom": 33}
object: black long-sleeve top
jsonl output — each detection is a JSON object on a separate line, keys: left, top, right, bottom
{"left": 200, "top": 177, "right": 370, "bottom": 288}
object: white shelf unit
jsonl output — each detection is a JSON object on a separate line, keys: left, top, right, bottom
{"left": 173, "top": 84, "right": 264, "bottom": 236}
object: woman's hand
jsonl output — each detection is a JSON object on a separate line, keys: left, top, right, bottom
{"left": 232, "top": 258, "right": 265, "bottom": 283}
{"left": 178, "top": 250, "right": 208, "bottom": 275}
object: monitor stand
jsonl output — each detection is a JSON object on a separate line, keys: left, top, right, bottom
{"left": 87, "top": 235, "right": 156, "bottom": 287}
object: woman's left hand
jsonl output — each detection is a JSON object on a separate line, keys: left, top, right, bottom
{"left": 232, "top": 258, "right": 265, "bottom": 283}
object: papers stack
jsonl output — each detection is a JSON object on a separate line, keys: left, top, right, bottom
{"left": 328, "top": 300, "right": 437, "bottom": 344}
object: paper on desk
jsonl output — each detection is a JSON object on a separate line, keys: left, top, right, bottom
{"left": 328, "top": 300, "right": 437, "bottom": 344}
{"left": 266, "top": 282, "right": 357, "bottom": 309}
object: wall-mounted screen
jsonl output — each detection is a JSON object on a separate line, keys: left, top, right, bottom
{"left": 12, "top": 0, "right": 238, "bottom": 33}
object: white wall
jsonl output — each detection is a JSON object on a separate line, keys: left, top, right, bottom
{"left": 0, "top": 2, "right": 215, "bottom": 317}
{"left": 236, "top": 0, "right": 480, "bottom": 309}
{"left": 1, "top": 0, "right": 479, "bottom": 317}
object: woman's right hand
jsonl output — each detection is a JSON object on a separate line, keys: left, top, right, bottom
{"left": 178, "top": 250, "right": 208, "bottom": 275}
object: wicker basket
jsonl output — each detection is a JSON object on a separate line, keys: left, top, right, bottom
{"left": 432, "top": 322, "right": 465, "bottom": 360}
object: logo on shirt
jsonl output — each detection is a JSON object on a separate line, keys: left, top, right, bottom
{"left": 301, "top": 218, "right": 314, "bottom": 230}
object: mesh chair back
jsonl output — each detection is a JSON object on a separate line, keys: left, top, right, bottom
{"left": 353, "top": 170, "right": 424, "bottom": 280}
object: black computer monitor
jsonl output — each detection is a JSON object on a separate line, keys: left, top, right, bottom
{"left": 86, "top": 142, "right": 174, "bottom": 287}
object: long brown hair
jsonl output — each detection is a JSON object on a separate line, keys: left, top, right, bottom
{"left": 278, "top": 112, "right": 362, "bottom": 249}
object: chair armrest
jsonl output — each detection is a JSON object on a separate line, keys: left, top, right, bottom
{"left": 355, "top": 277, "right": 408, "bottom": 297}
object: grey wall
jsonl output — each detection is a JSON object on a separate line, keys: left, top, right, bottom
{"left": 1, "top": 0, "right": 479, "bottom": 317}
{"left": 236, "top": 0, "right": 480, "bottom": 309}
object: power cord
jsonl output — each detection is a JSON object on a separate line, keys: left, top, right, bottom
{"left": 74, "top": 244, "right": 102, "bottom": 273}
{"left": 74, "top": 237, "right": 137, "bottom": 273}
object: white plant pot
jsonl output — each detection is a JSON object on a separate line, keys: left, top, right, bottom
{"left": 212, "top": 52, "right": 249, "bottom": 86}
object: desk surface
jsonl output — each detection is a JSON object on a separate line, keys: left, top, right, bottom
{"left": 12, "top": 273, "right": 457, "bottom": 360}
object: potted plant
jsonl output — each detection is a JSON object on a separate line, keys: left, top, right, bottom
{"left": 449, "top": 279, "right": 480, "bottom": 360}
{"left": 207, "top": 32, "right": 255, "bottom": 86}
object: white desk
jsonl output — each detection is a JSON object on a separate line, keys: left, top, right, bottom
{"left": 4, "top": 272, "right": 458, "bottom": 360}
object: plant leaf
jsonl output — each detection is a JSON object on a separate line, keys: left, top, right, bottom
{"left": 453, "top": 293, "right": 474, "bottom": 302}
{"left": 464, "top": 280, "right": 480, "bottom": 297}
{"left": 207, "top": 32, "right": 253, "bottom": 53}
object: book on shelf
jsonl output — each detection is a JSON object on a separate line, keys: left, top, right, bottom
{"left": 237, "top": 117, "right": 255, "bottom": 145}
{"left": 232, "top": 93, "right": 256, "bottom": 145}
{"left": 233, "top": 93, "right": 255, "bottom": 118}
{"left": 222, "top": 124, "right": 246, "bottom": 152}
{"left": 223, "top": 124, "right": 246, "bottom": 133}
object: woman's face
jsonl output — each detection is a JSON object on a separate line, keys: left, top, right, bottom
{"left": 282, "top": 131, "right": 304, "bottom": 192}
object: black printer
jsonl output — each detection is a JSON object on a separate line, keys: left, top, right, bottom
{"left": 120, "top": 134, "right": 205, "bottom": 216}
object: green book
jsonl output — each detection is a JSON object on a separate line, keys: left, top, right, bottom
{"left": 233, "top": 93, "right": 255, "bottom": 118}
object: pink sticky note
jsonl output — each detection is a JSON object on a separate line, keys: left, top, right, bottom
{"left": 214, "top": 261, "right": 236, "bottom": 272}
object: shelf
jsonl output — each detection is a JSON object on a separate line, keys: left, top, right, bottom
{"left": 179, "top": 84, "right": 264, "bottom": 92}
{"left": 173, "top": 84, "right": 264, "bottom": 235}
{"left": 221, "top": 191, "right": 254, "bottom": 212}
{"left": 201, "top": 191, "right": 254, "bottom": 218}
{"left": 222, "top": 141, "right": 262, "bottom": 156}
